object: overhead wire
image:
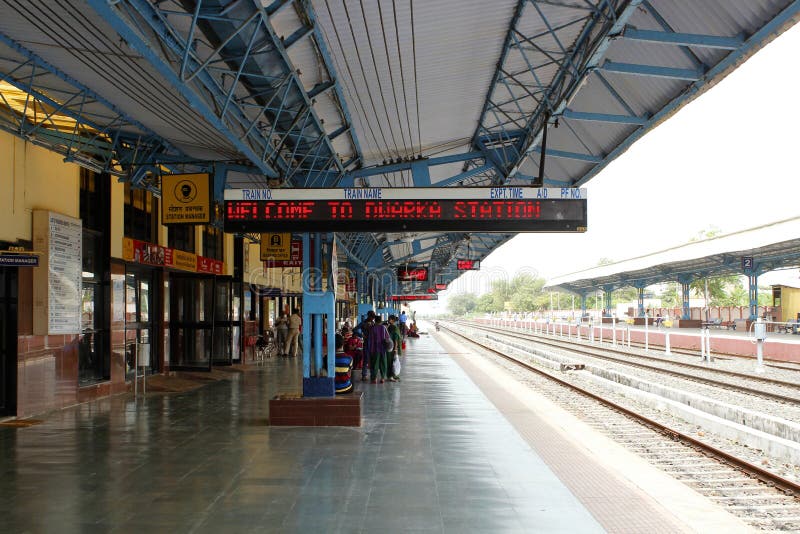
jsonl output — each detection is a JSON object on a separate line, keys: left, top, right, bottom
{"left": 409, "top": 0, "right": 423, "bottom": 152}
{"left": 386, "top": 0, "right": 414, "bottom": 159}
{"left": 357, "top": 0, "right": 404, "bottom": 159}
{"left": 321, "top": 0, "right": 390, "bottom": 162}
{"left": 339, "top": 0, "right": 395, "bottom": 159}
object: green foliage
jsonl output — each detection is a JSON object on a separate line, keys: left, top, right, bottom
{"left": 659, "top": 283, "right": 681, "bottom": 308}
{"left": 460, "top": 272, "right": 551, "bottom": 314}
{"left": 475, "top": 293, "right": 498, "bottom": 313}
{"left": 447, "top": 292, "right": 477, "bottom": 316}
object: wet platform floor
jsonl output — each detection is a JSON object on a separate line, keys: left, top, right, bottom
{"left": 0, "top": 333, "right": 603, "bottom": 533}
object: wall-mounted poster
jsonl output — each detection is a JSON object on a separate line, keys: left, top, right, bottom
{"left": 33, "top": 210, "right": 82, "bottom": 335}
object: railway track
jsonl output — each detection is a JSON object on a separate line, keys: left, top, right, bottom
{"left": 439, "top": 322, "right": 800, "bottom": 531}
{"left": 458, "top": 320, "right": 800, "bottom": 406}
{"left": 485, "top": 319, "right": 800, "bottom": 371}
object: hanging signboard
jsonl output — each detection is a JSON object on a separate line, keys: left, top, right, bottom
{"left": 456, "top": 259, "right": 481, "bottom": 271}
{"left": 122, "top": 237, "right": 223, "bottom": 274}
{"left": 161, "top": 173, "right": 211, "bottom": 224}
{"left": 0, "top": 253, "right": 39, "bottom": 267}
{"left": 33, "top": 210, "right": 82, "bottom": 335}
{"left": 260, "top": 233, "right": 292, "bottom": 261}
{"left": 264, "top": 239, "right": 302, "bottom": 268}
{"left": 397, "top": 267, "right": 428, "bottom": 282}
{"left": 390, "top": 294, "right": 438, "bottom": 301}
{"left": 224, "top": 187, "right": 588, "bottom": 233}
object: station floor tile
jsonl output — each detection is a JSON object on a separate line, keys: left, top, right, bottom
{"left": 0, "top": 334, "right": 602, "bottom": 533}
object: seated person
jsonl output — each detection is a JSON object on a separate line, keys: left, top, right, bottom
{"left": 345, "top": 334, "right": 364, "bottom": 370}
{"left": 334, "top": 334, "right": 353, "bottom": 394}
{"left": 407, "top": 322, "right": 420, "bottom": 338}
{"left": 654, "top": 313, "right": 664, "bottom": 327}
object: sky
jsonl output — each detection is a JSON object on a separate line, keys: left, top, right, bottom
{"left": 418, "top": 22, "right": 800, "bottom": 315}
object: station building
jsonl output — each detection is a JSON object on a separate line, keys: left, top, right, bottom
{"left": 0, "top": 130, "right": 351, "bottom": 419}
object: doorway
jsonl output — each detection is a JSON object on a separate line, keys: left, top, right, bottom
{"left": 170, "top": 274, "right": 238, "bottom": 369}
{"left": 0, "top": 267, "right": 18, "bottom": 416}
{"left": 124, "top": 267, "right": 159, "bottom": 380}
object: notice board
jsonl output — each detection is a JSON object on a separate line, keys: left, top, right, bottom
{"left": 33, "top": 210, "right": 83, "bottom": 335}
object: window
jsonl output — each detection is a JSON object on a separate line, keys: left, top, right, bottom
{"left": 168, "top": 225, "right": 195, "bottom": 253}
{"left": 80, "top": 170, "right": 110, "bottom": 385}
{"left": 202, "top": 226, "right": 224, "bottom": 261}
{"left": 124, "top": 183, "right": 157, "bottom": 242}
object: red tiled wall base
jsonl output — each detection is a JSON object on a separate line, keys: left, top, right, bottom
{"left": 269, "top": 392, "right": 362, "bottom": 426}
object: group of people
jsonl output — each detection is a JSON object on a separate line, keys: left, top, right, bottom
{"left": 332, "top": 310, "right": 413, "bottom": 393}
{"left": 265, "top": 308, "right": 415, "bottom": 395}
{"left": 272, "top": 308, "right": 303, "bottom": 358}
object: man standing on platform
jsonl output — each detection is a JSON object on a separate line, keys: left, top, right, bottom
{"left": 285, "top": 308, "right": 302, "bottom": 357}
{"left": 399, "top": 309, "right": 408, "bottom": 338}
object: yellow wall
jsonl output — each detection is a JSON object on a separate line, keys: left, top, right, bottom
{"left": 782, "top": 287, "right": 800, "bottom": 322}
{"left": 224, "top": 233, "right": 234, "bottom": 276}
{"left": 109, "top": 178, "right": 124, "bottom": 258}
{"left": 0, "top": 131, "right": 79, "bottom": 243}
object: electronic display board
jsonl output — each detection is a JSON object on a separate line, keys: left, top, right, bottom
{"left": 224, "top": 187, "right": 587, "bottom": 233}
{"left": 390, "top": 294, "right": 438, "bottom": 301}
{"left": 397, "top": 267, "right": 428, "bottom": 282}
{"left": 456, "top": 259, "right": 480, "bottom": 271}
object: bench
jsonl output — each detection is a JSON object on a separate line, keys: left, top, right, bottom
{"left": 701, "top": 320, "right": 736, "bottom": 330}
{"left": 777, "top": 323, "right": 799, "bottom": 334}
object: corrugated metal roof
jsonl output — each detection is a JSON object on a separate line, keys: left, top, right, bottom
{"left": 545, "top": 217, "right": 800, "bottom": 292}
{"left": 311, "top": 0, "right": 517, "bottom": 165}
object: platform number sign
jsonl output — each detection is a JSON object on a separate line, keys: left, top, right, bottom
{"left": 742, "top": 256, "right": 754, "bottom": 272}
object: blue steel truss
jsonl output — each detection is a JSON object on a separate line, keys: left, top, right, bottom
{"left": 0, "top": 32, "right": 186, "bottom": 186}
{"left": 88, "top": 0, "right": 362, "bottom": 186}
{"left": 471, "top": 0, "right": 800, "bottom": 187}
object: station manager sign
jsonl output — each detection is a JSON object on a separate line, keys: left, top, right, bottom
{"left": 161, "top": 173, "right": 211, "bottom": 224}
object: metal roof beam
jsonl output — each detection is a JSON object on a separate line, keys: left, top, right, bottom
{"left": 0, "top": 32, "right": 186, "bottom": 178}
{"left": 87, "top": 0, "right": 280, "bottom": 178}
{"left": 435, "top": 164, "right": 495, "bottom": 187}
{"left": 308, "top": 80, "right": 336, "bottom": 100}
{"left": 349, "top": 151, "right": 487, "bottom": 179}
{"left": 622, "top": 28, "right": 744, "bottom": 50}
{"left": 530, "top": 147, "right": 602, "bottom": 163}
{"left": 282, "top": 25, "right": 313, "bottom": 49}
{"left": 561, "top": 109, "right": 647, "bottom": 125}
{"left": 576, "top": 0, "right": 800, "bottom": 186}
{"left": 601, "top": 61, "right": 704, "bottom": 81}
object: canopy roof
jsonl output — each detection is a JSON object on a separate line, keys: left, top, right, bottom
{"left": 545, "top": 218, "right": 800, "bottom": 294}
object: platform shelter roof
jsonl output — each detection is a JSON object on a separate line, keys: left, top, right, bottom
{"left": 0, "top": 1, "right": 798, "bottom": 298}
{"left": 544, "top": 218, "right": 800, "bottom": 294}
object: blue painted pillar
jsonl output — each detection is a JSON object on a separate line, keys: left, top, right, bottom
{"left": 681, "top": 281, "right": 691, "bottom": 320}
{"left": 748, "top": 273, "right": 759, "bottom": 320}
{"left": 580, "top": 293, "right": 587, "bottom": 315}
{"left": 603, "top": 289, "right": 612, "bottom": 316}
{"left": 301, "top": 233, "right": 336, "bottom": 397}
{"left": 637, "top": 287, "right": 645, "bottom": 317}
{"left": 313, "top": 233, "right": 323, "bottom": 375}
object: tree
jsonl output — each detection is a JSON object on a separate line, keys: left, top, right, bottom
{"left": 448, "top": 292, "right": 477, "bottom": 316}
{"left": 475, "top": 293, "right": 498, "bottom": 313}
{"left": 659, "top": 283, "right": 681, "bottom": 308}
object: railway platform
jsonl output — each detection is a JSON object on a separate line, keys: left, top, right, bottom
{"left": 480, "top": 318, "right": 800, "bottom": 363}
{"left": 0, "top": 329, "right": 751, "bottom": 532}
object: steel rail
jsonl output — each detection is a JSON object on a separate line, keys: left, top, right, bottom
{"left": 440, "top": 322, "right": 800, "bottom": 497}
{"left": 464, "top": 321, "right": 800, "bottom": 395}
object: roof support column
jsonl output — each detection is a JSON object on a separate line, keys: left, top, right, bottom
{"left": 603, "top": 289, "right": 613, "bottom": 317}
{"left": 580, "top": 293, "right": 587, "bottom": 315}
{"left": 747, "top": 272, "right": 759, "bottom": 321}
{"left": 301, "top": 232, "right": 336, "bottom": 396}
{"left": 680, "top": 280, "right": 691, "bottom": 320}
{"left": 637, "top": 287, "right": 645, "bottom": 317}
